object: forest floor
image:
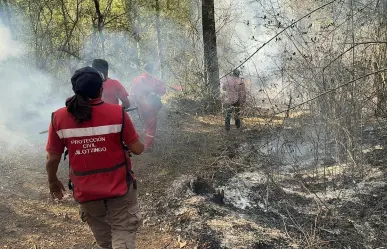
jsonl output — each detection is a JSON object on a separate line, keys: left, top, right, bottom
{"left": 1, "top": 98, "right": 387, "bottom": 249}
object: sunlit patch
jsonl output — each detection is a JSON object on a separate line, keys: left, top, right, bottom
{"left": 243, "top": 117, "right": 284, "bottom": 126}
{"left": 196, "top": 115, "right": 223, "bottom": 125}
{"left": 362, "top": 145, "right": 384, "bottom": 154}
{"left": 275, "top": 110, "right": 310, "bottom": 118}
{"left": 195, "top": 114, "right": 286, "bottom": 127}
{"left": 159, "top": 168, "right": 170, "bottom": 176}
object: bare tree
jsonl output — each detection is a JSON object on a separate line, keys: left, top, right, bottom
{"left": 202, "top": 0, "right": 220, "bottom": 109}
{"left": 0, "top": 0, "right": 11, "bottom": 28}
{"left": 155, "top": 0, "right": 164, "bottom": 78}
{"left": 373, "top": 0, "right": 387, "bottom": 117}
{"left": 93, "top": 0, "right": 105, "bottom": 57}
{"left": 125, "top": 0, "right": 141, "bottom": 66}
{"left": 0, "top": 1, "right": 3, "bottom": 20}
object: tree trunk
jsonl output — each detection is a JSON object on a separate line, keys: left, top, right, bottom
{"left": 202, "top": 0, "right": 220, "bottom": 110}
{"left": 93, "top": 0, "right": 105, "bottom": 57}
{"left": 374, "top": 1, "right": 387, "bottom": 117}
{"left": 126, "top": 0, "right": 141, "bottom": 67}
{"left": 374, "top": 61, "right": 386, "bottom": 117}
{"left": 1, "top": 0, "right": 12, "bottom": 28}
{"left": 155, "top": 0, "right": 164, "bottom": 79}
{"left": 0, "top": 1, "right": 3, "bottom": 22}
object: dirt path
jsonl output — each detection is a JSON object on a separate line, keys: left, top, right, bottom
{"left": 2, "top": 101, "right": 386, "bottom": 249}
{"left": 0, "top": 101, "right": 233, "bottom": 249}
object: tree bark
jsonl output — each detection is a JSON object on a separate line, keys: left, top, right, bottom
{"left": 374, "top": 0, "right": 387, "bottom": 117}
{"left": 0, "top": 1, "right": 3, "bottom": 22}
{"left": 126, "top": 0, "right": 141, "bottom": 67}
{"left": 1, "top": 0, "right": 12, "bottom": 28}
{"left": 374, "top": 61, "right": 386, "bottom": 117}
{"left": 155, "top": 0, "right": 164, "bottom": 79}
{"left": 93, "top": 0, "right": 105, "bottom": 57}
{"left": 202, "top": 0, "right": 220, "bottom": 110}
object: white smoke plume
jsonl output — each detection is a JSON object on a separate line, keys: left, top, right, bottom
{"left": 0, "top": 20, "right": 68, "bottom": 149}
{"left": 0, "top": 7, "right": 182, "bottom": 150}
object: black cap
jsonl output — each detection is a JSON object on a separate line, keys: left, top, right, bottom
{"left": 92, "top": 59, "right": 109, "bottom": 75}
{"left": 71, "top": 66, "right": 103, "bottom": 99}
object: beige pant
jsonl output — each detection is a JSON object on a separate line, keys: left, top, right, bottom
{"left": 79, "top": 185, "right": 142, "bottom": 249}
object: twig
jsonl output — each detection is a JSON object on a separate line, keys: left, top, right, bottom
{"left": 163, "top": 240, "right": 173, "bottom": 249}
{"left": 274, "top": 69, "right": 387, "bottom": 116}
{"left": 220, "top": 0, "right": 339, "bottom": 79}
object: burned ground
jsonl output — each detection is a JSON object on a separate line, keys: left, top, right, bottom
{"left": 1, "top": 100, "right": 387, "bottom": 248}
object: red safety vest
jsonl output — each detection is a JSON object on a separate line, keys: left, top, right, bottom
{"left": 131, "top": 73, "right": 166, "bottom": 114}
{"left": 51, "top": 101, "right": 132, "bottom": 203}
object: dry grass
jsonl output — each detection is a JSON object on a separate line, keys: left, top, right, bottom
{"left": 3, "top": 99, "right": 382, "bottom": 249}
{"left": 0, "top": 100, "right": 231, "bottom": 249}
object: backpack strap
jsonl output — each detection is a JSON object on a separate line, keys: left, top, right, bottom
{"left": 120, "top": 107, "right": 129, "bottom": 152}
{"left": 121, "top": 107, "right": 137, "bottom": 189}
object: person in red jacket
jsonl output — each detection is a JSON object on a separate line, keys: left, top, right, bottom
{"left": 130, "top": 64, "right": 166, "bottom": 151}
{"left": 221, "top": 69, "right": 246, "bottom": 131}
{"left": 45, "top": 66, "right": 144, "bottom": 249}
{"left": 92, "top": 59, "right": 131, "bottom": 108}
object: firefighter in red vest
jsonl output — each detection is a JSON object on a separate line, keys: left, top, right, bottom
{"left": 45, "top": 67, "right": 144, "bottom": 249}
{"left": 92, "top": 59, "right": 131, "bottom": 108}
{"left": 130, "top": 63, "right": 166, "bottom": 151}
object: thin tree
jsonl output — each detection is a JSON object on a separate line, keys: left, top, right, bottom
{"left": 202, "top": 0, "right": 220, "bottom": 110}
{"left": 93, "top": 0, "right": 105, "bottom": 57}
{"left": 126, "top": 0, "right": 141, "bottom": 67}
{"left": 0, "top": 0, "right": 11, "bottom": 28}
{"left": 155, "top": 0, "right": 164, "bottom": 79}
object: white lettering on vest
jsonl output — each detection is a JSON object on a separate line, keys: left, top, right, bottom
{"left": 71, "top": 136, "right": 108, "bottom": 155}
{"left": 82, "top": 143, "right": 96, "bottom": 149}
{"left": 75, "top": 147, "right": 107, "bottom": 155}
{"left": 71, "top": 137, "right": 106, "bottom": 145}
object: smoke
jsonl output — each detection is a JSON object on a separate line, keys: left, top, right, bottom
{"left": 0, "top": 20, "right": 68, "bottom": 149}
{"left": 0, "top": 4, "right": 189, "bottom": 151}
{"left": 0, "top": 0, "right": 286, "bottom": 152}
{"left": 216, "top": 0, "right": 282, "bottom": 75}
{"left": 215, "top": 0, "right": 285, "bottom": 107}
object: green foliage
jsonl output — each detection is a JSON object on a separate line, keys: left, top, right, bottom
{"left": 5, "top": 0, "right": 194, "bottom": 89}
